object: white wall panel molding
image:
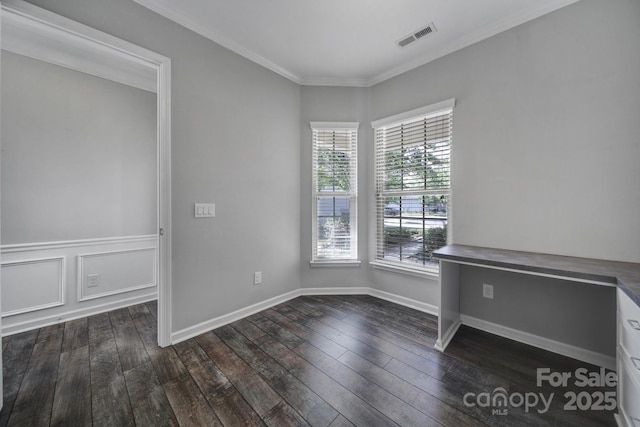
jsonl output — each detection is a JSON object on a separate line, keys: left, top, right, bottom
{"left": 1, "top": 256, "right": 65, "bottom": 317}
{"left": 1, "top": 235, "right": 157, "bottom": 253}
{"left": 0, "top": 235, "right": 158, "bottom": 335}
{"left": 77, "top": 247, "right": 157, "bottom": 302}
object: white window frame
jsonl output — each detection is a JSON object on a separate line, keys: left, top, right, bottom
{"left": 371, "top": 99, "right": 455, "bottom": 277}
{"left": 310, "top": 122, "right": 360, "bottom": 265}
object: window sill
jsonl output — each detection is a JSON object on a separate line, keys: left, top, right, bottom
{"left": 310, "top": 260, "right": 362, "bottom": 268}
{"left": 370, "top": 260, "right": 439, "bottom": 279}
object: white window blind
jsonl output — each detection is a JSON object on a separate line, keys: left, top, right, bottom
{"left": 311, "top": 122, "right": 358, "bottom": 261}
{"left": 373, "top": 99, "right": 454, "bottom": 272}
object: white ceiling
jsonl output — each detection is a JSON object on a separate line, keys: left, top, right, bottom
{"left": 132, "top": 0, "right": 579, "bottom": 87}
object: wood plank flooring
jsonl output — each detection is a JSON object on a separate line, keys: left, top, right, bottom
{"left": 1, "top": 295, "right": 616, "bottom": 426}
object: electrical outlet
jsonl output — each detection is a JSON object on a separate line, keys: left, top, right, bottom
{"left": 254, "top": 271, "right": 262, "bottom": 285}
{"left": 88, "top": 274, "right": 100, "bottom": 288}
{"left": 483, "top": 283, "right": 494, "bottom": 299}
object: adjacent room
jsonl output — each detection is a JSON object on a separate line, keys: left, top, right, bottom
{"left": 1, "top": 0, "right": 639, "bottom": 425}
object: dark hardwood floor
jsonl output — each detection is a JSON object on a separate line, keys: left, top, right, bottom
{"left": 1, "top": 295, "right": 616, "bottom": 426}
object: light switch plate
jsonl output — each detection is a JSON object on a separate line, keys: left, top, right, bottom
{"left": 195, "top": 203, "right": 215, "bottom": 218}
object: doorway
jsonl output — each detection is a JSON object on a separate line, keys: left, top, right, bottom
{"left": 0, "top": 0, "right": 172, "bottom": 357}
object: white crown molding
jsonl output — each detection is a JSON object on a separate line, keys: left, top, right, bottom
{"left": 131, "top": 0, "right": 303, "bottom": 85}
{"left": 133, "top": 0, "right": 579, "bottom": 88}
{"left": 299, "top": 76, "right": 370, "bottom": 88}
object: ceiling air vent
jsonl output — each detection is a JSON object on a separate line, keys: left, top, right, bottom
{"left": 397, "top": 22, "right": 437, "bottom": 47}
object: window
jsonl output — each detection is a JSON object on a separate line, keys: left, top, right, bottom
{"left": 372, "top": 99, "right": 454, "bottom": 274}
{"left": 311, "top": 122, "right": 358, "bottom": 262}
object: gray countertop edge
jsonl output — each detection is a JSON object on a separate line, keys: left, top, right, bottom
{"left": 618, "top": 279, "right": 640, "bottom": 307}
{"left": 433, "top": 244, "right": 640, "bottom": 307}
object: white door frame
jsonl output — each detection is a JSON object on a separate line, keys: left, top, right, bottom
{"left": 0, "top": 0, "right": 172, "bottom": 346}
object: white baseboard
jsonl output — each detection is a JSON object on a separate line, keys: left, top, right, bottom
{"left": 460, "top": 314, "right": 616, "bottom": 370}
{"left": 435, "top": 316, "right": 462, "bottom": 352}
{"left": 171, "top": 286, "right": 438, "bottom": 345}
{"left": 300, "top": 286, "right": 438, "bottom": 316}
{"left": 368, "top": 288, "right": 439, "bottom": 316}
{"left": 2, "top": 291, "right": 157, "bottom": 336}
{"left": 300, "top": 286, "right": 370, "bottom": 296}
{"left": 171, "top": 289, "right": 302, "bottom": 344}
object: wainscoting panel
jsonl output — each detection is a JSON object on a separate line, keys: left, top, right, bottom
{"left": 1, "top": 256, "right": 65, "bottom": 316}
{"left": 1, "top": 235, "right": 158, "bottom": 335}
{"left": 78, "top": 247, "right": 156, "bottom": 301}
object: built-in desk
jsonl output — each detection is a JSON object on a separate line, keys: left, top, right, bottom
{"left": 433, "top": 244, "right": 640, "bottom": 427}
{"left": 433, "top": 244, "right": 640, "bottom": 351}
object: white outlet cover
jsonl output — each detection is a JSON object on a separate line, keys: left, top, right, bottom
{"left": 483, "top": 283, "right": 494, "bottom": 299}
{"left": 87, "top": 274, "right": 100, "bottom": 288}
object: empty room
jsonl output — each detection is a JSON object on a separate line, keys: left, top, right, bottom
{"left": 1, "top": 0, "right": 639, "bottom": 425}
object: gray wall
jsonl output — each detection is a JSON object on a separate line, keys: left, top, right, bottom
{"left": 371, "top": 0, "right": 640, "bottom": 264}
{"left": 300, "top": 86, "right": 372, "bottom": 288}
{"left": 459, "top": 265, "right": 616, "bottom": 356}
{"left": 1, "top": 51, "right": 157, "bottom": 243}
{"left": 22, "top": 0, "right": 302, "bottom": 332}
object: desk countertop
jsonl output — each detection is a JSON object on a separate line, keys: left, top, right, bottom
{"left": 433, "top": 245, "right": 640, "bottom": 307}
